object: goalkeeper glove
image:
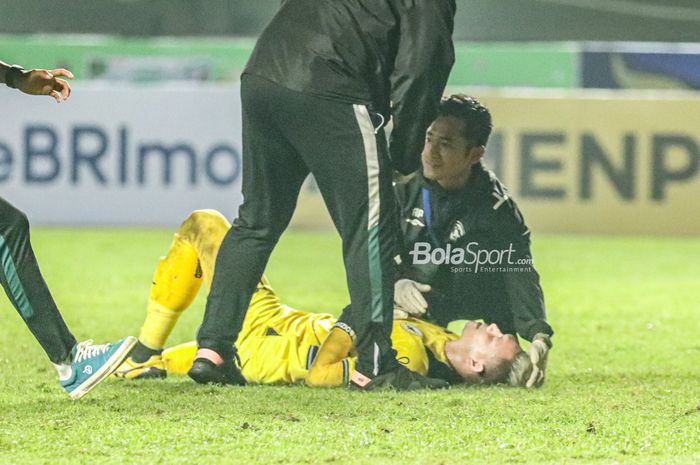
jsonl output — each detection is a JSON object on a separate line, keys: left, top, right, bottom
{"left": 393, "top": 308, "right": 409, "bottom": 319}
{"left": 526, "top": 333, "right": 551, "bottom": 388}
{"left": 394, "top": 279, "right": 431, "bottom": 317}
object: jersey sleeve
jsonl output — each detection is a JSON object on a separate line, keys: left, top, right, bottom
{"left": 489, "top": 196, "right": 554, "bottom": 341}
{"left": 306, "top": 326, "right": 355, "bottom": 387}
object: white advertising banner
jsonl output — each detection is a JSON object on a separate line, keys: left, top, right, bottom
{"left": 0, "top": 83, "right": 243, "bottom": 225}
{"left": 4, "top": 84, "right": 700, "bottom": 234}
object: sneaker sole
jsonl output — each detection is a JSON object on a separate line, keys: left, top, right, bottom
{"left": 114, "top": 366, "right": 167, "bottom": 380}
{"left": 69, "top": 336, "right": 138, "bottom": 400}
{"left": 130, "top": 367, "right": 167, "bottom": 380}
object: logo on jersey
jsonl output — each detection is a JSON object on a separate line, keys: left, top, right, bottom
{"left": 406, "top": 208, "right": 425, "bottom": 227}
{"left": 405, "top": 218, "right": 425, "bottom": 228}
{"left": 449, "top": 221, "right": 465, "bottom": 242}
{"left": 401, "top": 322, "right": 424, "bottom": 338}
{"left": 492, "top": 191, "right": 509, "bottom": 210}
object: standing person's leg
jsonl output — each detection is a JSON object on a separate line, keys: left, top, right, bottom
{"left": 191, "top": 74, "right": 309, "bottom": 384}
{"left": 0, "top": 196, "right": 137, "bottom": 399}
{"left": 311, "top": 111, "right": 398, "bottom": 378}
{"left": 274, "top": 93, "right": 398, "bottom": 378}
{"left": 280, "top": 96, "right": 448, "bottom": 389}
{"left": 0, "top": 196, "right": 77, "bottom": 363}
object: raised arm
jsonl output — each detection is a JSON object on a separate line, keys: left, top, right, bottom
{"left": 493, "top": 202, "right": 553, "bottom": 388}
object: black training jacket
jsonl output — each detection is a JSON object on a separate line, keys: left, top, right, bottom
{"left": 244, "top": 0, "right": 456, "bottom": 174}
{"left": 394, "top": 164, "right": 554, "bottom": 342}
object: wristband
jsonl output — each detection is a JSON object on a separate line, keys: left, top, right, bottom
{"left": 5, "top": 65, "right": 27, "bottom": 89}
{"left": 332, "top": 321, "right": 356, "bottom": 340}
{"left": 533, "top": 332, "right": 552, "bottom": 349}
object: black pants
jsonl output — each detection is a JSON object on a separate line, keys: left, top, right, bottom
{"left": 198, "top": 74, "right": 399, "bottom": 376}
{"left": 0, "top": 197, "right": 76, "bottom": 363}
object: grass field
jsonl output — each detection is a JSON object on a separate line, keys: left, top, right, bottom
{"left": 0, "top": 229, "right": 699, "bottom": 465}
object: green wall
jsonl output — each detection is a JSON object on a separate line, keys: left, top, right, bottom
{"left": 0, "top": 36, "right": 579, "bottom": 88}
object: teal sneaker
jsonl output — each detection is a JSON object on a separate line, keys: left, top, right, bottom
{"left": 62, "top": 337, "right": 137, "bottom": 400}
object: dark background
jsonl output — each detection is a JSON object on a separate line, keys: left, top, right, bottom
{"left": 1, "top": 0, "right": 699, "bottom": 41}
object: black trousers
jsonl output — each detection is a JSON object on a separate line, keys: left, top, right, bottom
{"left": 0, "top": 197, "right": 76, "bottom": 363}
{"left": 198, "top": 74, "right": 399, "bottom": 376}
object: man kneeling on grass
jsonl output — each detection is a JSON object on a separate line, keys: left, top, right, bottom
{"left": 392, "top": 95, "right": 554, "bottom": 388}
{"left": 116, "top": 210, "right": 532, "bottom": 388}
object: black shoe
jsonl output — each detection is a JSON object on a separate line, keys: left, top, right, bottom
{"left": 187, "top": 358, "right": 246, "bottom": 386}
{"left": 349, "top": 364, "right": 449, "bottom": 391}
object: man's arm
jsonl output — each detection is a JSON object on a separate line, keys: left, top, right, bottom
{"left": 306, "top": 326, "right": 355, "bottom": 387}
{"left": 0, "top": 60, "right": 74, "bottom": 102}
{"left": 389, "top": 0, "right": 455, "bottom": 175}
{"left": 493, "top": 203, "right": 552, "bottom": 388}
{"left": 504, "top": 266, "right": 552, "bottom": 341}
{"left": 497, "top": 215, "right": 553, "bottom": 342}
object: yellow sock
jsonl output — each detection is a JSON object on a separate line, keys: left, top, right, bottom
{"left": 162, "top": 341, "right": 198, "bottom": 375}
{"left": 139, "top": 234, "right": 202, "bottom": 350}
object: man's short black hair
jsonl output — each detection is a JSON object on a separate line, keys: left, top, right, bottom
{"left": 437, "top": 94, "right": 493, "bottom": 147}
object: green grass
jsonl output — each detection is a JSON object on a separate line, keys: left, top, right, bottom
{"left": 1, "top": 229, "right": 699, "bottom": 465}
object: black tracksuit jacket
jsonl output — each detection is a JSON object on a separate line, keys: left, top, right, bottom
{"left": 394, "top": 164, "right": 554, "bottom": 342}
{"left": 244, "top": 0, "right": 456, "bottom": 174}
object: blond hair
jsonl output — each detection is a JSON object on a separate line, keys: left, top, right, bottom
{"left": 505, "top": 351, "right": 533, "bottom": 387}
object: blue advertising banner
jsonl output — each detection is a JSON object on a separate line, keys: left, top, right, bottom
{"left": 582, "top": 43, "right": 700, "bottom": 90}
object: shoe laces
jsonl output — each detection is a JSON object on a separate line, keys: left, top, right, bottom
{"left": 74, "top": 340, "right": 111, "bottom": 363}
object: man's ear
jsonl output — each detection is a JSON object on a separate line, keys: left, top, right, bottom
{"left": 470, "top": 358, "right": 484, "bottom": 374}
{"left": 468, "top": 146, "right": 485, "bottom": 166}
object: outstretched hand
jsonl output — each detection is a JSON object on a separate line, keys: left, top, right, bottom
{"left": 17, "top": 68, "right": 74, "bottom": 103}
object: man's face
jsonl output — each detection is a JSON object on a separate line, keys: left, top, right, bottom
{"left": 454, "top": 321, "right": 521, "bottom": 382}
{"left": 421, "top": 116, "right": 482, "bottom": 188}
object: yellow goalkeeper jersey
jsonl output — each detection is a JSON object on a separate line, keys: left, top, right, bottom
{"left": 162, "top": 279, "right": 460, "bottom": 385}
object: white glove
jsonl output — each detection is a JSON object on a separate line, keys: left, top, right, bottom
{"left": 394, "top": 279, "right": 431, "bottom": 317}
{"left": 393, "top": 308, "right": 409, "bottom": 320}
{"left": 526, "top": 333, "right": 550, "bottom": 388}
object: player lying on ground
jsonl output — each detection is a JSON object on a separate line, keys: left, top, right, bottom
{"left": 116, "top": 210, "right": 532, "bottom": 387}
{"left": 0, "top": 61, "right": 136, "bottom": 399}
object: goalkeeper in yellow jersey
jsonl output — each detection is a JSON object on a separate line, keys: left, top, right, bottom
{"left": 116, "top": 210, "right": 531, "bottom": 387}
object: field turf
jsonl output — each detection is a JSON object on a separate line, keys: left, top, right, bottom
{"left": 0, "top": 229, "right": 699, "bottom": 464}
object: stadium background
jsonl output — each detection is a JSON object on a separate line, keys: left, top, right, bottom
{"left": 2, "top": 0, "right": 700, "bottom": 234}
{"left": 1, "top": 2, "right": 700, "bottom": 464}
